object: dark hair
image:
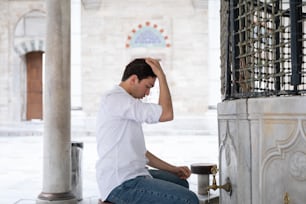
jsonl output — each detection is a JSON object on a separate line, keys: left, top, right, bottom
{"left": 121, "top": 58, "right": 156, "bottom": 81}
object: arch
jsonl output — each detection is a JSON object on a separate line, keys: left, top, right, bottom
{"left": 14, "top": 39, "right": 45, "bottom": 56}
{"left": 126, "top": 21, "right": 171, "bottom": 48}
{"left": 13, "top": 10, "right": 46, "bottom": 120}
{"left": 14, "top": 10, "right": 46, "bottom": 56}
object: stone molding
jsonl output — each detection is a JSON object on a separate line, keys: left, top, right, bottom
{"left": 82, "top": 0, "right": 101, "bottom": 10}
{"left": 14, "top": 39, "right": 45, "bottom": 56}
{"left": 220, "top": 121, "right": 237, "bottom": 167}
{"left": 191, "top": 0, "right": 208, "bottom": 9}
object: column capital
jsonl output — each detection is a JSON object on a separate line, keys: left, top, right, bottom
{"left": 82, "top": 0, "right": 102, "bottom": 10}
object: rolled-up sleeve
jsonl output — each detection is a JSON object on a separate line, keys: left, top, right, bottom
{"left": 105, "top": 92, "right": 162, "bottom": 124}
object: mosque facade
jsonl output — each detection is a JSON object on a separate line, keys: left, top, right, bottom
{"left": 0, "top": 0, "right": 220, "bottom": 125}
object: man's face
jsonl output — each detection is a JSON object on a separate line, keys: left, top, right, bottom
{"left": 132, "top": 76, "right": 156, "bottom": 99}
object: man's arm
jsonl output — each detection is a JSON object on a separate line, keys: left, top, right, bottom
{"left": 145, "top": 58, "right": 173, "bottom": 122}
{"left": 146, "top": 150, "right": 191, "bottom": 179}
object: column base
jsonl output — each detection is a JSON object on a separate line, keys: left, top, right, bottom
{"left": 37, "top": 192, "right": 77, "bottom": 204}
{"left": 37, "top": 199, "right": 77, "bottom": 204}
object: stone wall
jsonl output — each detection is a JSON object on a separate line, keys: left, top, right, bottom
{"left": 0, "top": 0, "right": 45, "bottom": 123}
{"left": 81, "top": 0, "right": 209, "bottom": 117}
{"left": 0, "top": 1, "right": 9, "bottom": 122}
{"left": 0, "top": 0, "right": 217, "bottom": 124}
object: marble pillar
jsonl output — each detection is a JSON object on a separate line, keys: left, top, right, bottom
{"left": 37, "top": 0, "right": 77, "bottom": 203}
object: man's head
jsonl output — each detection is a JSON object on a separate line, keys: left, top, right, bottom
{"left": 120, "top": 58, "right": 156, "bottom": 99}
{"left": 121, "top": 58, "right": 156, "bottom": 81}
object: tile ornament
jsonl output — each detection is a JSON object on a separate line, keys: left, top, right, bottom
{"left": 126, "top": 21, "right": 170, "bottom": 48}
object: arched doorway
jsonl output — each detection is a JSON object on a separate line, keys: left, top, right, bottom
{"left": 26, "top": 51, "right": 43, "bottom": 120}
{"left": 13, "top": 10, "right": 46, "bottom": 121}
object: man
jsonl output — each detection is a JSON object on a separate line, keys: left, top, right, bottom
{"left": 96, "top": 58, "right": 199, "bottom": 204}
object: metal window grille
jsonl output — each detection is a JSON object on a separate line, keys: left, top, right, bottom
{"left": 220, "top": 0, "right": 306, "bottom": 100}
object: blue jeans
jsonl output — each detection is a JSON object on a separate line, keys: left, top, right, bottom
{"left": 106, "top": 169, "right": 199, "bottom": 204}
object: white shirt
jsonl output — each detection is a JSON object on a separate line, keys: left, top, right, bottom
{"left": 96, "top": 85, "right": 162, "bottom": 201}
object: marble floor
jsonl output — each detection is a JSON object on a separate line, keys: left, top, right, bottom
{"left": 0, "top": 112, "right": 219, "bottom": 204}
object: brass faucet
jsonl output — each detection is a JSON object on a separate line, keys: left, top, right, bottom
{"left": 206, "top": 165, "right": 232, "bottom": 196}
{"left": 284, "top": 192, "right": 290, "bottom": 204}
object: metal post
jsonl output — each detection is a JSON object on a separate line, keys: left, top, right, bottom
{"left": 230, "top": 0, "right": 240, "bottom": 96}
{"left": 274, "top": 0, "right": 281, "bottom": 92}
{"left": 290, "top": 0, "right": 303, "bottom": 92}
{"left": 224, "top": 0, "right": 232, "bottom": 100}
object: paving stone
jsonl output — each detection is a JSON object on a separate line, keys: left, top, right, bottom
{"left": 0, "top": 119, "right": 219, "bottom": 203}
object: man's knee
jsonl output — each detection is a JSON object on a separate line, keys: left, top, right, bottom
{"left": 187, "top": 190, "right": 199, "bottom": 204}
{"left": 179, "top": 179, "right": 189, "bottom": 189}
{"left": 98, "top": 199, "right": 112, "bottom": 204}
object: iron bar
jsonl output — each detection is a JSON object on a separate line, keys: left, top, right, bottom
{"left": 290, "top": 0, "right": 302, "bottom": 91}
{"left": 275, "top": 0, "right": 281, "bottom": 91}
{"left": 230, "top": 0, "right": 240, "bottom": 95}
{"left": 225, "top": 0, "right": 232, "bottom": 99}
{"left": 220, "top": 0, "right": 306, "bottom": 99}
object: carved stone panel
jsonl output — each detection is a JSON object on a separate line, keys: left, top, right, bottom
{"left": 218, "top": 97, "right": 306, "bottom": 204}
{"left": 219, "top": 121, "right": 238, "bottom": 204}
{"left": 249, "top": 96, "right": 306, "bottom": 204}
{"left": 218, "top": 100, "right": 251, "bottom": 204}
{"left": 260, "top": 120, "right": 306, "bottom": 204}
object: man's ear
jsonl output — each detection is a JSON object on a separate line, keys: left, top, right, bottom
{"left": 129, "top": 75, "right": 139, "bottom": 85}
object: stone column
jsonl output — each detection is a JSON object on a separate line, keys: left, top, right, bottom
{"left": 37, "top": 0, "right": 77, "bottom": 203}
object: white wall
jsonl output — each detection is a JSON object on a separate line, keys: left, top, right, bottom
{"left": 208, "top": 0, "right": 221, "bottom": 108}
{"left": 81, "top": 0, "right": 210, "bottom": 117}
